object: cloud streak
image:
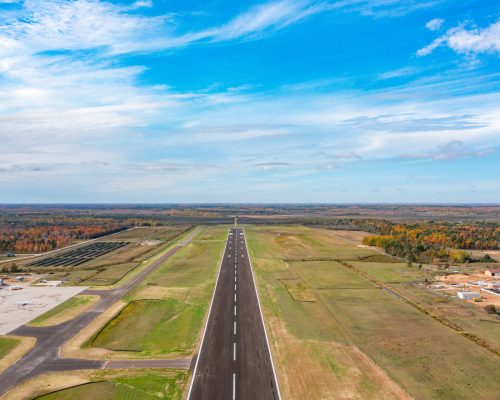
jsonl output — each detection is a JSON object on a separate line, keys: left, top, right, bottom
{"left": 418, "top": 20, "right": 500, "bottom": 56}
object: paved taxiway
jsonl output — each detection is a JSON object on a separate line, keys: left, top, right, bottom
{"left": 0, "top": 230, "right": 198, "bottom": 397}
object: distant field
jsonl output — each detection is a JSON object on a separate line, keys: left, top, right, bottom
{"left": 0, "top": 337, "right": 19, "bottom": 360}
{"left": 28, "top": 295, "right": 99, "bottom": 327}
{"left": 20, "top": 226, "right": 190, "bottom": 286}
{"left": 35, "top": 371, "right": 188, "bottom": 400}
{"left": 246, "top": 225, "right": 500, "bottom": 400}
{"left": 89, "top": 226, "right": 227, "bottom": 357}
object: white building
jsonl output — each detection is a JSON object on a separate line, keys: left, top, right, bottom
{"left": 457, "top": 291, "right": 481, "bottom": 300}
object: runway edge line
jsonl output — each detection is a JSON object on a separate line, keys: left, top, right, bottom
{"left": 243, "top": 227, "right": 282, "bottom": 400}
{"left": 186, "top": 228, "right": 231, "bottom": 400}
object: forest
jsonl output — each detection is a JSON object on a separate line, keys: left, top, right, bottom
{"left": 1, "top": 205, "right": 498, "bottom": 258}
{"left": 359, "top": 220, "right": 498, "bottom": 264}
{"left": 0, "top": 223, "right": 129, "bottom": 253}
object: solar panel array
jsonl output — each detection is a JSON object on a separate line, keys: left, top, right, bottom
{"left": 27, "top": 241, "right": 129, "bottom": 267}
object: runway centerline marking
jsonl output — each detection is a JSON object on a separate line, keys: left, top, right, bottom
{"left": 233, "top": 342, "right": 236, "bottom": 361}
{"left": 234, "top": 305, "right": 237, "bottom": 316}
{"left": 232, "top": 373, "right": 236, "bottom": 400}
{"left": 234, "top": 321, "right": 237, "bottom": 335}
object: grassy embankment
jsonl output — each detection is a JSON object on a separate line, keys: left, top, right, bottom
{"left": 28, "top": 295, "right": 99, "bottom": 327}
{"left": 0, "top": 337, "right": 19, "bottom": 360}
{"left": 35, "top": 371, "right": 188, "bottom": 400}
{"left": 88, "top": 226, "right": 227, "bottom": 357}
{"left": 246, "top": 225, "right": 500, "bottom": 400}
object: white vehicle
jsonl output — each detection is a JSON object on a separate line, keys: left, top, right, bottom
{"left": 15, "top": 300, "right": 33, "bottom": 306}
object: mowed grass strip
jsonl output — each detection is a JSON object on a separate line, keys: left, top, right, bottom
{"left": 35, "top": 371, "right": 188, "bottom": 400}
{"left": 89, "top": 226, "right": 226, "bottom": 357}
{"left": 0, "top": 337, "right": 19, "bottom": 360}
{"left": 246, "top": 225, "right": 500, "bottom": 400}
{"left": 349, "top": 261, "right": 422, "bottom": 283}
{"left": 81, "top": 263, "right": 137, "bottom": 286}
{"left": 90, "top": 299, "right": 200, "bottom": 354}
{"left": 28, "top": 295, "right": 99, "bottom": 327}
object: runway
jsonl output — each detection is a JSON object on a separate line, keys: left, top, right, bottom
{"left": 0, "top": 229, "right": 199, "bottom": 397}
{"left": 188, "top": 227, "right": 280, "bottom": 400}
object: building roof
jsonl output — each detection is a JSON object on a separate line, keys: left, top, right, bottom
{"left": 486, "top": 269, "right": 500, "bottom": 273}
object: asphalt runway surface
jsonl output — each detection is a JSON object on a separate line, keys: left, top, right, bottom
{"left": 188, "top": 227, "right": 280, "bottom": 400}
{"left": 0, "top": 229, "right": 198, "bottom": 397}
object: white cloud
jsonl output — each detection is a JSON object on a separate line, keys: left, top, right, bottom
{"left": 425, "top": 18, "right": 444, "bottom": 31}
{"left": 131, "top": 0, "right": 152, "bottom": 8}
{"left": 329, "top": 0, "right": 441, "bottom": 18}
{"left": 256, "top": 162, "right": 291, "bottom": 171}
{"left": 378, "top": 67, "right": 418, "bottom": 80}
{"left": 418, "top": 20, "right": 500, "bottom": 56}
{"left": 205, "top": 0, "right": 323, "bottom": 41}
{"left": 401, "top": 140, "right": 496, "bottom": 161}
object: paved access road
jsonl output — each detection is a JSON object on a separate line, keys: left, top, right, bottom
{"left": 0, "top": 229, "right": 199, "bottom": 397}
{"left": 188, "top": 228, "right": 280, "bottom": 400}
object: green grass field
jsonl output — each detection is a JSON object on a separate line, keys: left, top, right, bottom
{"left": 28, "top": 295, "right": 98, "bottom": 327}
{"left": 35, "top": 371, "right": 188, "bottom": 400}
{"left": 91, "top": 299, "right": 201, "bottom": 354}
{"left": 80, "top": 263, "right": 137, "bottom": 286}
{"left": 89, "top": 226, "right": 227, "bottom": 357}
{"left": 0, "top": 337, "right": 19, "bottom": 360}
{"left": 246, "top": 225, "right": 500, "bottom": 400}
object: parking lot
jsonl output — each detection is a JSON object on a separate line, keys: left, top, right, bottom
{"left": 0, "top": 285, "right": 86, "bottom": 334}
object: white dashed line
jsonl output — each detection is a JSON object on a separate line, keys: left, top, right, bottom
{"left": 234, "top": 321, "right": 237, "bottom": 335}
{"left": 234, "top": 284, "right": 236, "bottom": 291}
{"left": 234, "top": 305, "right": 237, "bottom": 316}
{"left": 234, "top": 293, "right": 237, "bottom": 302}
{"left": 233, "top": 342, "right": 236, "bottom": 361}
{"left": 232, "top": 373, "right": 236, "bottom": 400}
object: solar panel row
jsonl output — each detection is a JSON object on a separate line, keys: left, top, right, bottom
{"left": 27, "top": 241, "right": 129, "bottom": 267}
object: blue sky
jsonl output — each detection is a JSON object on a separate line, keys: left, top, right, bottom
{"left": 0, "top": 0, "right": 499, "bottom": 203}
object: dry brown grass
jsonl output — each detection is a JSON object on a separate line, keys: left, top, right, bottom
{"left": 268, "top": 313, "right": 411, "bottom": 400}
{"left": 60, "top": 300, "right": 127, "bottom": 360}
{"left": 1, "top": 370, "right": 93, "bottom": 400}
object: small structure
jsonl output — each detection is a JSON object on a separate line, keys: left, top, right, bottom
{"left": 457, "top": 291, "right": 481, "bottom": 300}
{"left": 484, "top": 269, "right": 500, "bottom": 277}
{"left": 0, "top": 278, "right": 4, "bottom": 286}
{"left": 15, "top": 276, "right": 25, "bottom": 282}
